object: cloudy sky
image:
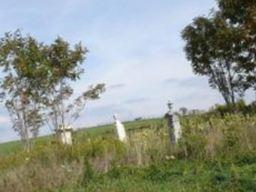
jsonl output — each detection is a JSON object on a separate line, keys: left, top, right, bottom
{"left": 0, "top": 0, "right": 253, "bottom": 142}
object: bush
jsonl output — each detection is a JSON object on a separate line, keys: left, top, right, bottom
{"left": 208, "top": 99, "right": 256, "bottom": 116}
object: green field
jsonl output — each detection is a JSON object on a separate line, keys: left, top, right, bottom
{"left": 0, "top": 115, "right": 256, "bottom": 192}
{"left": 0, "top": 118, "right": 162, "bottom": 156}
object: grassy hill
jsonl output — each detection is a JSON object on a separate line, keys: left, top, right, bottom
{"left": 0, "top": 115, "right": 256, "bottom": 191}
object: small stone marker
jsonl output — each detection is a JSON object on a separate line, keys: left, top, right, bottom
{"left": 113, "top": 114, "right": 127, "bottom": 142}
{"left": 55, "top": 125, "right": 73, "bottom": 145}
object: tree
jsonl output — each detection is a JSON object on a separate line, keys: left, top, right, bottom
{"left": 0, "top": 31, "right": 46, "bottom": 150}
{"left": 179, "top": 107, "right": 188, "bottom": 116}
{"left": 218, "top": 0, "right": 256, "bottom": 99}
{"left": 0, "top": 31, "right": 105, "bottom": 150}
{"left": 41, "top": 37, "right": 105, "bottom": 132}
{"left": 182, "top": 11, "right": 246, "bottom": 106}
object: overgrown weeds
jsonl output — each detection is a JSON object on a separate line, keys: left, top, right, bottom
{"left": 0, "top": 114, "right": 256, "bottom": 191}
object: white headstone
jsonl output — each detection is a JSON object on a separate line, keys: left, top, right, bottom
{"left": 113, "top": 114, "right": 127, "bottom": 142}
{"left": 57, "top": 125, "right": 73, "bottom": 145}
{"left": 173, "top": 115, "right": 182, "bottom": 143}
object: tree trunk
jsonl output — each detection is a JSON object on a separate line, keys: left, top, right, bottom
{"left": 22, "top": 111, "right": 30, "bottom": 152}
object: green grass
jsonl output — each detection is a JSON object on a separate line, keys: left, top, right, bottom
{"left": 0, "top": 140, "right": 22, "bottom": 156}
{"left": 51, "top": 160, "right": 256, "bottom": 192}
{"left": 0, "top": 117, "right": 163, "bottom": 156}
{"left": 1, "top": 114, "right": 256, "bottom": 191}
{"left": 76, "top": 118, "right": 163, "bottom": 137}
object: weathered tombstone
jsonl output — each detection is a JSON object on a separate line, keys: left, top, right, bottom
{"left": 173, "top": 114, "right": 181, "bottom": 142}
{"left": 113, "top": 114, "right": 127, "bottom": 142}
{"left": 164, "top": 101, "right": 181, "bottom": 144}
{"left": 55, "top": 125, "right": 73, "bottom": 145}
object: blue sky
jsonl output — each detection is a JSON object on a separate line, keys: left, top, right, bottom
{"left": 0, "top": 0, "right": 252, "bottom": 142}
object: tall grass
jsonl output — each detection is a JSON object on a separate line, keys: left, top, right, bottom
{"left": 0, "top": 114, "right": 256, "bottom": 191}
{"left": 181, "top": 114, "right": 256, "bottom": 161}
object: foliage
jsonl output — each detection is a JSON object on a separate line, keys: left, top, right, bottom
{"left": 0, "top": 30, "right": 47, "bottom": 150}
{"left": 218, "top": 0, "right": 256, "bottom": 93}
{"left": 182, "top": 12, "right": 246, "bottom": 105}
{"left": 207, "top": 100, "right": 256, "bottom": 116}
{"left": 41, "top": 37, "right": 105, "bottom": 131}
{"left": 217, "top": 0, "right": 256, "bottom": 94}
{"left": 182, "top": 0, "right": 256, "bottom": 105}
{"left": 0, "top": 30, "right": 105, "bottom": 150}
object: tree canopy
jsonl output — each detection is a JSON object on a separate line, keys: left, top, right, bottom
{"left": 182, "top": 0, "right": 256, "bottom": 105}
{"left": 0, "top": 30, "right": 105, "bottom": 150}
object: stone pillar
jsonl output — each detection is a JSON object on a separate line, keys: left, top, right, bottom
{"left": 165, "top": 112, "right": 176, "bottom": 144}
{"left": 164, "top": 101, "right": 182, "bottom": 144}
{"left": 113, "top": 114, "right": 127, "bottom": 142}
{"left": 165, "top": 101, "right": 176, "bottom": 144}
{"left": 173, "top": 115, "right": 181, "bottom": 142}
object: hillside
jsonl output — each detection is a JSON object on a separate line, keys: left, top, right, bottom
{"left": 0, "top": 118, "right": 162, "bottom": 156}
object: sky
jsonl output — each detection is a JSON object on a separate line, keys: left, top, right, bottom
{"left": 0, "top": 0, "right": 252, "bottom": 142}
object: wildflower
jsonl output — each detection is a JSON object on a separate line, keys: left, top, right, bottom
{"left": 170, "top": 155, "right": 176, "bottom": 160}
{"left": 165, "top": 155, "right": 176, "bottom": 160}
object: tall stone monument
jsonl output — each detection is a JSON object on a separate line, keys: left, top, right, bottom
{"left": 173, "top": 113, "right": 182, "bottom": 142}
{"left": 164, "top": 101, "right": 181, "bottom": 144}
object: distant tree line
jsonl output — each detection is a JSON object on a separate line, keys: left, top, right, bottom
{"left": 0, "top": 30, "right": 105, "bottom": 150}
{"left": 182, "top": 0, "right": 256, "bottom": 107}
